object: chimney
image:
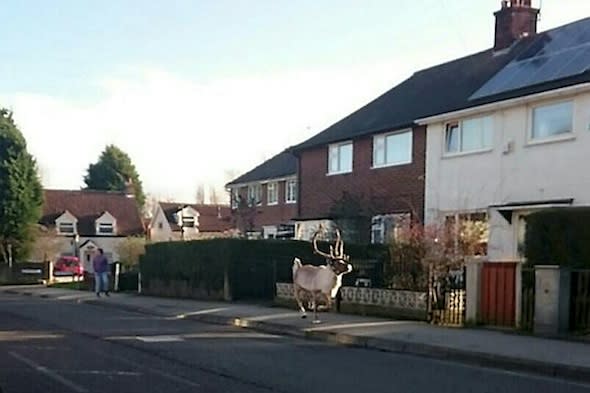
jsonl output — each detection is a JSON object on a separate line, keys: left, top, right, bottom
{"left": 494, "top": 0, "right": 540, "bottom": 51}
{"left": 124, "top": 178, "right": 135, "bottom": 198}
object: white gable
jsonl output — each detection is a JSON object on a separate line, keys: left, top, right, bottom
{"left": 55, "top": 210, "right": 78, "bottom": 224}
{"left": 96, "top": 211, "right": 116, "bottom": 223}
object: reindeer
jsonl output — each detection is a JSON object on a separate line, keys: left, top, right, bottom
{"left": 292, "top": 226, "right": 353, "bottom": 323}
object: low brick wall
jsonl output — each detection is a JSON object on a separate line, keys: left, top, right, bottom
{"left": 276, "top": 283, "right": 428, "bottom": 320}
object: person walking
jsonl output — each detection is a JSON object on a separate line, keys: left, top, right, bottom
{"left": 92, "top": 248, "right": 110, "bottom": 297}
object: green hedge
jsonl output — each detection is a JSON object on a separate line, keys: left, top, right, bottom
{"left": 524, "top": 207, "right": 590, "bottom": 268}
{"left": 139, "top": 239, "right": 388, "bottom": 300}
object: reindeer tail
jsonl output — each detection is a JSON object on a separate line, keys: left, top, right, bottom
{"left": 292, "top": 257, "right": 302, "bottom": 277}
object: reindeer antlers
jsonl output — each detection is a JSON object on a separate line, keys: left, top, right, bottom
{"left": 311, "top": 225, "right": 348, "bottom": 261}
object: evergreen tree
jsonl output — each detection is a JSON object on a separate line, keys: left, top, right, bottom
{"left": 84, "top": 144, "right": 146, "bottom": 209}
{"left": 0, "top": 109, "right": 43, "bottom": 265}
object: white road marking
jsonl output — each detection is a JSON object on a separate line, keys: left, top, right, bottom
{"left": 59, "top": 370, "right": 141, "bottom": 377}
{"left": 135, "top": 335, "right": 185, "bottom": 342}
{"left": 8, "top": 351, "right": 88, "bottom": 393}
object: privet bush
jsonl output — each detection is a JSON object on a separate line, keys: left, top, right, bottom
{"left": 139, "top": 238, "right": 388, "bottom": 300}
{"left": 525, "top": 207, "right": 590, "bottom": 268}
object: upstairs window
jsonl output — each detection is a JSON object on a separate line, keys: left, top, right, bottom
{"left": 531, "top": 101, "right": 573, "bottom": 140}
{"left": 328, "top": 142, "right": 353, "bottom": 174}
{"left": 58, "top": 222, "right": 75, "bottom": 234}
{"left": 231, "top": 189, "right": 239, "bottom": 209}
{"left": 286, "top": 180, "right": 297, "bottom": 203}
{"left": 97, "top": 223, "right": 114, "bottom": 234}
{"left": 247, "top": 184, "right": 262, "bottom": 206}
{"left": 445, "top": 115, "right": 493, "bottom": 154}
{"left": 182, "top": 216, "right": 195, "bottom": 228}
{"left": 267, "top": 182, "right": 278, "bottom": 205}
{"left": 373, "top": 130, "right": 412, "bottom": 167}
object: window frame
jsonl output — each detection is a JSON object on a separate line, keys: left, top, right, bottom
{"left": 267, "top": 182, "right": 278, "bottom": 206}
{"left": 181, "top": 216, "right": 195, "bottom": 228}
{"left": 58, "top": 222, "right": 76, "bottom": 235}
{"left": 529, "top": 100, "right": 574, "bottom": 142}
{"left": 230, "top": 188, "right": 239, "bottom": 209}
{"left": 97, "top": 222, "right": 114, "bottom": 234}
{"left": 444, "top": 114, "right": 494, "bottom": 155}
{"left": 247, "top": 183, "right": 262, "bottom": 206}
{"left": 370, "top": 213, "right": 411, "bottom": 244}
{"left": 327, "top": 141, "right": 353, "bottom": 175}
{"left": 286, "top": 180, "right": 297, "bottom": 204}
{"left": 372, "top": 129, "right": 413, "bottom": 168}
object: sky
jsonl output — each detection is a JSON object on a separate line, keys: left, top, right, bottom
{"left": 2, "top": 0, "right": 590, "bottom": 204}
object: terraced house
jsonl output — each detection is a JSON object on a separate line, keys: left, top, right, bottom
{"left": 290, "top": 2, "right": 547, "bottom": 244}
{"left": 421, "top": 5, "right": 590, "bottom": 327}
{"left": 226, "top": 149, "right": 298, "bottom": 239}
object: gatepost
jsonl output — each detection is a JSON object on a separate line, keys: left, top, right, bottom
{"left": 534, "top": 265, "right": 570, "bottom": 335}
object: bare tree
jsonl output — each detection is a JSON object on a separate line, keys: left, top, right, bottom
{"left": 195, "top": 184, "right": 205, "bottom": 204}
{"left": 30, "top": 225, "right": 64, "bottom": 262}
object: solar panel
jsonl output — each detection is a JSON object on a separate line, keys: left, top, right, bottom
{"left": 470, "top": 18, "right": 590, "bottom": 100}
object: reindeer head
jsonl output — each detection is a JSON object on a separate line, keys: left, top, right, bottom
{"left": 312, "top": 226, "right": 353, "bottom": 275}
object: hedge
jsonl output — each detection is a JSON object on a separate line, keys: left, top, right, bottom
{"left": 139, "top": 238, "right": 388, "bottom": 300}
{"left": 524, "top": 207, "right": 590, "bottom": 268}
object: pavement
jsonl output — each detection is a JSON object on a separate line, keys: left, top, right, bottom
{"left": 2, "top": 285, "right": 590, "bottom": 384}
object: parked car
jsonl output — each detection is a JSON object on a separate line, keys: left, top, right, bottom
{"left": 53, "top": 256, "right": 83, "bottom": 276}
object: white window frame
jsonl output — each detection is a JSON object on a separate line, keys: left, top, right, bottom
{"left": 181, "top": 216, "right": 195, "bottom": 228}
{"left": 373, "top": 129, "right": 413, "bottom": 168}
{"left": 529, "top": 100, "right": 574, "bottom": 142}
{"left": 58, "top": 222, "right": 76, "bottom": 235}
{"left": 230, "top": 188, "right": 239, "bottom": 209}
{"left": 247, "top": 184, "right": 262, "bottom": 206}
{"left": 97, "top": 222, "right": 114, "bottom": 235}
{"left": 328, "top": 141, "right": 353, "bottom": 175}
{"left": 286, "top": 179, "right": 297, "bottom": 204}
{"left": 267, "top": 182, "right": 278, "bottom": 206}
{"left": 444, "top": 115, "right": 494, "bottom": 155}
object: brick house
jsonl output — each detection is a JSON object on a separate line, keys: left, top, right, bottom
{"left": 290, "top": 3, "right": 543, "bottom": 243}
{"left": 36, "top": 189, "right": 146, "bottom": 272}
{"left": 226, "top": 149, "right": 298, "bottom": 239}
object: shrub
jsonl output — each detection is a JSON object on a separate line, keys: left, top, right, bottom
{"left": 139, "top": 238, "right": 388, "bottom": 300}
{"left": 524, "top": 207, "right": 590, "bottom": 268}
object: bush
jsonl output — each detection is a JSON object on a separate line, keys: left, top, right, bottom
{"left": 139, "top": 238, "right": 388, "bottom": 300}
{"left": 525, "top": 207, "right": 590, "bottom": 268}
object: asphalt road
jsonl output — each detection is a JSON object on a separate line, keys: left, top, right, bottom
{"left": 0, "top": 293, "right": 589, "bottom": 393}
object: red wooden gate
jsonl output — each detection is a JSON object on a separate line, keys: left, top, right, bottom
{"left": 480, "top": 262, "right": 517, "bottom": 326}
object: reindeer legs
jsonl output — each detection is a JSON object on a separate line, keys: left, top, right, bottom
{"left": 312, "top": 291, "right": 321, "bottom": 324}
{"left": 293, "top": 285, "right": 307, "bottom": 319}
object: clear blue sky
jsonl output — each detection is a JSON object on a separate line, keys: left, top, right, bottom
{"left": 2, "top": 1, "right": 589, "bottom": 203}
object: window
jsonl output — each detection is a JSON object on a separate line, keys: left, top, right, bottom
{"left": 373, "top": 130, "right": 412, "bottom": 167}
{"left": 328, "top": 142, "right": 353, "bottom": 174}
{"left": 247, "top": 184, "right": 262, "bottom": 206}
{"left": 444, "top": 212, "right": 488, "bottom": 256}
{"left": 286, "top": 180, "right": 297, "bottom": 203}
{"left": 267, "top": 182, "right": 278, "bottom": 205}
{"left": 445, "top": 115, "right": 493, "bottom": 154}
{"left": 182, "top": 216, "right": 195, "bottom": 228}
{"left": 370, "top": 213, "right": 411, "bottom": 244}
{"left": 58, "top": 222, "right": 75, "bottom": 234}
{"left": 531, "top": 101, "right": 573, "bottom": 140}
{"left": 231, "top": 189, "right": 239, "bottom": 209}
{"left": 158, "top": 222, "right": 163, "bottom": 229}
{"left": 97, "top": 223, "right": 114, "bottom": 234}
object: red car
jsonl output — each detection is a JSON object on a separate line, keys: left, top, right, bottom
{"left": 53, "top": 256, "right": 83, "bottom": 276}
